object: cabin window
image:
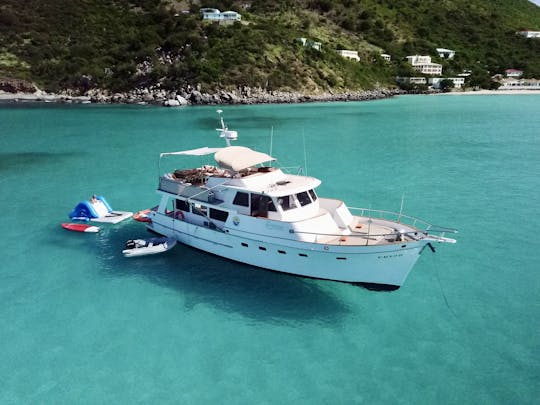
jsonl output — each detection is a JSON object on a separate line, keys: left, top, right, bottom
{"left": 191, "top": 203, "right": 207, "bottom": 216}
{"left": 251, "top": 194, "right": 261, "bottom": 216}
{"left": 209, "top": 208, "right": 229, "bottom": 222}
{"left": 233, "top": 192, "right": 249, "bottom": 207}
{"left": 277, "top": 195, "right": 297, "bottom": 211}
{"left": 308, "top": 189, "right": 318, "bottom": 201}
{"left": 250, "top": 194, "right": 274, "bottom": 217}
{"left": 297, "top": 191, "right": 312, "bottom": 207}
{"left": 175, "top": 199, "right": 190, "bottom": 212}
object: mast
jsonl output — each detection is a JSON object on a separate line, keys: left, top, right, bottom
{"left": 216, "top": 109, "right": 238, "bottom": 147}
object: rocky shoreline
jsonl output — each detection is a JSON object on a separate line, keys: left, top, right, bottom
{"left": 0, "top": 79, "right": 404, "bottom": 106}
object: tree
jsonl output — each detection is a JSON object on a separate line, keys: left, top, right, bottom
{"left": 439, "top": 78, "right": 454, "bottom": 92}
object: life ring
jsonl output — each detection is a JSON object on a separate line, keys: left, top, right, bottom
{"left": 175, "top": 210, "right": 185, "bottom": 220}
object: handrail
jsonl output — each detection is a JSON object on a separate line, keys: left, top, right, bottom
{"left": 347, "top": 207, "right": 458, "bottom": 234}
{"left": 152, "top": 208, "right": 454, "bottom": 246}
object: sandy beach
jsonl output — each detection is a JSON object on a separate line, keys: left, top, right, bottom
{"left": 437, "top": 89, "right": 540, "bottom": 95}
{"left": 0, "top": 91, "right": 90, "bottom": 103}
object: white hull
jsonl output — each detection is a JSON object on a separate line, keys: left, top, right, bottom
{"left": 148, "top": 216, "right": 428, "bottom": 287}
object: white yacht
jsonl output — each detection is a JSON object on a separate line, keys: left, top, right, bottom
{"left": 146, "top": 111, "right": 456, "bottom": 290}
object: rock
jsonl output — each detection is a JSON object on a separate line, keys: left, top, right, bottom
{"left": 189, "top": 90, "right": 203, "bottom": 104}
{"left": 0, "top": 78, "right": 37, "bottom": 93}
{"left": 175, "top": 95, "right": 189, "bottom": 105}
{"left": 143, "top": 93, "right": 155, "bottom": 102}
{"left": 163, "top": 99, "right": 180, "bottom": 107}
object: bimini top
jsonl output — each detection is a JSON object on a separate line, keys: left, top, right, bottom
{"left": 160, "top": 147, "right": 222, "bottom": 158}
{"left": 214, "top": 146, "right": 275, "bottom": 172}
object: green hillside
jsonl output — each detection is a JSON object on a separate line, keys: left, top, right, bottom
{"left": 1, "top": 0, "right": 539, "bottom": 93}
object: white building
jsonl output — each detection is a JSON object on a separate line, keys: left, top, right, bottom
{"left": 505, "top": 69, "right": 523, "bottom": 78}
{"left": 406, "top": 55, "right": 442, "bottom": 75}
{"left": 436, "top": 48, "right": 456, "bottom": 59}
{"left": 429, "top": 77, "right": 465, "bottom": 89}
{"left": 499, "top": 78, "right": 540, "bottom": 89}
{"left": 298, "top": 38, "right": 322, "bottom": 51}
{"left": 200, "top": 8, "right": 241, "bottom": 22}
{"left": 517, "top": 30, "right": 540, "bottom": 38}
{"left": 336, "top": 50, "right": 360, "bottom": 62}
{"left": 380, "top": 53, "right": 391, "bottom": 62}
{"left": 396, "top": 77, "right": 427, "bottom": 85}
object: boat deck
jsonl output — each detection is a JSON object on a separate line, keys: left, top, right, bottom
{"left": 319, "top": 217, "right": 421, "bottom": 246}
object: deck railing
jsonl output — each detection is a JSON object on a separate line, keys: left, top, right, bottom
{"left": 347, "top": 207, "right": 458, "bottom": 235}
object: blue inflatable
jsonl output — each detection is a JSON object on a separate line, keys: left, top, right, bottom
{"left": 69, "top": 195, "right": 113, "bottom": 219}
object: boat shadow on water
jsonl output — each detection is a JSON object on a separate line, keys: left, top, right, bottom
{"left": 91, "top": 223, "right": 354, "bottom": 325}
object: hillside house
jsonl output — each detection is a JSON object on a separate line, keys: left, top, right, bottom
{"left": 396, "top": 77, "right": 427, "bottom": 85}
{"left": 505, "top": 69, "right": 523, "bottom": 78}
{"left": 336, "top": 50, "right": 360, "bottom": 62}
{"left": 436, "top": 48, "right": 456, "bottom": 59}
{"left": 380, "top": 53, "right": 391, "bottom": 62}
{"left": 298, "top": 38, "right": 322, "bottom": 51}
{"left": 429, "top": 77, "right": 465, "bottom": 89}
{"left": 406, "top": 55, "right": 442, "bottom": 75}
{"left": 517, "top": 30, "right": 540, "bottom": 38}
{"left": 498, "top": 78, "right": 540, "bottom": 89}
{"left": 200, "top": 8, "right": 241, "bottom": 22}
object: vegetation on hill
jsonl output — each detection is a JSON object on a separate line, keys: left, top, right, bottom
{"left": 0, "top": 0, "right": 539, "bottom": 94}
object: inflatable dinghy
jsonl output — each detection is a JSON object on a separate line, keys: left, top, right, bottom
{"left": 122, "top": 237, "right": 177, "bottom": 257}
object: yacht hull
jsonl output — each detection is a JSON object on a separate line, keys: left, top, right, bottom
{"left": 148, "top": 217, "right": 427, "bottom": 288}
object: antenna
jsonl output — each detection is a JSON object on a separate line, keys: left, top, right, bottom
{"left": 269, "top": 126, "right": 274, "bottom": 166}
{"left": 216, "top": 109, "right": 237, "bottom": 147}
{"left": 398, "top": 192, "right": 405, "bottom": 223}
{"left": 302, "top": 127, "right": 308, "bottom": 176}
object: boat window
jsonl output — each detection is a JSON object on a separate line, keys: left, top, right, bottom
{"left": 191, "top": 203, "right": 207, "bottom": 216}
{"left": 233, "top": 192, "right": 249, "bottom": 207}
{"left": 297, "top": 191, "right": 311, "bottom": 206}
{"left": 277, "top": 195, "right": 297, "bottom": 211}
{"left": 175, "top": 199, "right": 190, "bottom": 212}
{"left": 308, "top": 189, "right": 318, "bottom": 201}
{"left": 251, "top": 194, "right": 273, "bottom": 217}
{"left": 251, "top": 193, "right": 262, "bottom": 216}
{"left": 209, "top": 208, "right": 229, "bottom": 222}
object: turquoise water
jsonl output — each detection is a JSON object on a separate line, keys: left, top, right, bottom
{"left": 1, "top": 95, "right": 539, "bottom": 404}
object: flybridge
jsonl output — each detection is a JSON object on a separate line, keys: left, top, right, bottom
{"left": 160, "top": 110, "right": 275, "bottom": 173}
